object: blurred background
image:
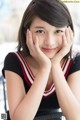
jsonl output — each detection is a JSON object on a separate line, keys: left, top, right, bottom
{"left": 0, "top": 0, "right": 80, "bottom": 118}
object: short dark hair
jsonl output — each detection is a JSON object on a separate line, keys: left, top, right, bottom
{"left": 18, "top": 0, "right": 74, "bottom": 58}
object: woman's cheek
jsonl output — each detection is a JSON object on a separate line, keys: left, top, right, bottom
{"left": 32, "top": 33, "right": 37, "bottom": 43}
{"left": 57, "top": 36, "right": 63, "bottom": 45}
{"left": 31, "top": 32, "right": 45, "bottom": 46}
{"left": 38, "top": 38, "right": 43, "bottom": 47}
{"left": 36, "top": 35, "right": 44, "bottom": 46}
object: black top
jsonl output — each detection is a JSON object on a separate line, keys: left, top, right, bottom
{"left": 2, "top": 51, "right": 80, "bottom": 116}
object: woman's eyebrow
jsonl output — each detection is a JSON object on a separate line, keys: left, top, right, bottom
{"left": 34, "top": 26, "right": 45, "bottom": 29}
{"left": 55, "top": 28, "right": 65, "bottom": 31}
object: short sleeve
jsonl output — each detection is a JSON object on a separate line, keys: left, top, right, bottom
{"left": 2, "top": 52, "right": 23, "bottom": 79}
{"left": 68, "top": 53, "right": 80, "bottom": 75}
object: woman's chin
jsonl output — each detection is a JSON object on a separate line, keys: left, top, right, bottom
{"left": 45, "top": 54, "right": 55, "bottom": 59}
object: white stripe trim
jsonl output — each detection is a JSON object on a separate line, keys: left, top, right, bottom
{"left": 63, "top": 59, "right": 71, "bottom": 75}
{"left": 62, "top": 58, "right": 67, "bottom": 70}
{"left": 44, "top": 86, "right": 55, "bottom": 96}
{"left": 15, "top": 52, "right": 33, "bottom": 84}
{"left": 44, "top": 83, "right": 54, "bottom": 93}
{"left": 19, "top": 54, "right": 34, "bottom": 80}
{"left": 25, "top": 62, "right": 34, "bottom": 79}
{"left": 15, "top": 52, "right": 56, "bottom": 96}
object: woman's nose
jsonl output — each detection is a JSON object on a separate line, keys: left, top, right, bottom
{"left": 44, "top": 34, "right": 56, "bottom": 46}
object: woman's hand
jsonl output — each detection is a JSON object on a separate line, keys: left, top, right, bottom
{"left": 51, "top": 26, "right": 74, "bottom": 65}
{"left": 26, "top": 30, "right": 51, "bottom": 68}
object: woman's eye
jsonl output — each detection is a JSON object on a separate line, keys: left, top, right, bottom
{"left": 56, "top": 30, "right": 64, "bottom": 34}
{"left": 35, "top": 30, "right": 45, "bottom": 34}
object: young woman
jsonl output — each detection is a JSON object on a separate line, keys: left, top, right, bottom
{"left": 2, "top": 0, "right": 80, "bottom": 120}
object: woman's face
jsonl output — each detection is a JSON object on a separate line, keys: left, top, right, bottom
{"left": 28, "top": 17, "right": 67, "bottom": 59}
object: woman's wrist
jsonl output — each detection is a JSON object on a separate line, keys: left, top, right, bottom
{"left": 39, "top": 64, "right": 51, "bottom": 72}
{"left": 51, "top": 62, "right": 61, "bottom": 70}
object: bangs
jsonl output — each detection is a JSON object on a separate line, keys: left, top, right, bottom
{"left": 34, "top": 0, "right": 69, "bottom": 27}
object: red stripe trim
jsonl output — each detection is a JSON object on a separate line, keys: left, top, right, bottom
{"left": 61, "top": 58, "right": 67, "bottom": 70}
{"left": 18, "top": 52, "right": 56, "bottom": 95}
{"left": 13, "top": 53, "right": 32, "bottom": 86}
{"left": 18, "top": 52, "right": 56, "bottom": 96}
{"left": 14, "top": 52, "right": 71, "bottom": 97}
{"left": 43, "top": 89, "right": 56, "bottom": 98}
{"left": 65, "top": 59, "right": 73, "bottom": 78}
{"left": 45, "top": 83, "right": 54, "bottom": 91}
{"left": 26, "top": 61, "right": 35, "bottom": 78}
{"left": 20, "top": 52, "right": 35, "bottom": 78}
{"left": 44, "top": 83, "right": 54, "bottom": 93}
{"left": 20, "top": 62, "right": 32, "bottom": 86}
{"left": 18, "top": 52, "right": 34, "bottom": 80}
{"left": 62, "top": 58, "right": 68, "bottom": 71}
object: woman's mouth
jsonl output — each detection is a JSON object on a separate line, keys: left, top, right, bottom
{"left": 42, "top": 48, "right": 56, "bottom": 52}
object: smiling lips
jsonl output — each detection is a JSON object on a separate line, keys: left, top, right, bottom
{"left": 42, "top": 47, "right": 56, "bottom": 52}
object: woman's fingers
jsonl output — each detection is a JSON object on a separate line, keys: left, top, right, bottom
{"left": 26, "top": 29, "right": 42, "bottom": 59}
{"left": 58, "top": 27, "right": 74, "bottom": 58}
{"left": 34, "top": 36, "right": 40, "bottom": 51}
{"left": 26, "top": 29, "right": 35, "bottom": 56}
{"left": 69, "top": 27, "right": 74, "bottom": 42}
{"left": 26, "top": 30, "right": 51, "bottom": 67}
{"left": 62, "top": 26, "right": 73, "bottom": 49}
{"left": 27, "top": 30, "right": 33, "bottom": 49}
{"left": 62, "top": 34, "right": 68, "bottom": 47}
{"left": 65, "top": 27, "right": 70, "bottom": 43}
{"left": 65, "top": 27, "right": 74, "bottom": 45}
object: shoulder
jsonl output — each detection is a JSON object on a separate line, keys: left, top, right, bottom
{"left": 73, "top": 52, "right": 80, "bottom": 62}
{"left": 4, "top": 52, "right": 18, "bottom": 62}
{"left": 4, "top": 52, "right": 20, "bottom": 69}
{"left": 69, "top": 52, "right": 80, "bottom": 75}
{"left": 2, "top": 52, "right": 22, "bottom": 77}
{"left": 72, "top": 52, "right": 80, "bottom": 68}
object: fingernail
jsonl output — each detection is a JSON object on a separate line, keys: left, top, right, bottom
{"left": 27, "top": 29, "right": 29, "bottom": 33}
{"left": 68, "top": 26, "right": 70, "bottom": 29}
